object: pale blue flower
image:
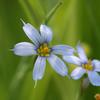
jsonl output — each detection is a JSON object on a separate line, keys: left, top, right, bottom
{"left": 63, "top": 43, "right": 100, "bottom": 86}
{"left": 13, "top": 21, "right": 74, "bottom": 80}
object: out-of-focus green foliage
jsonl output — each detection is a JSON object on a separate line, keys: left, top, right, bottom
{"left": 0, "top": 0, "right": 100, "bottom": 100}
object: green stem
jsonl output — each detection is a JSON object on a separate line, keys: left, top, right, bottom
{"left": 44, "top": 0, "right": 63, "bottom": 25}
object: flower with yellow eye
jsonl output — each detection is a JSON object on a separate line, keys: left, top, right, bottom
{"left": 12, "top": 20, "right": 74, "bottom": 81}
{"left": 63, "top": 43, "right": 100, "bottom": 86}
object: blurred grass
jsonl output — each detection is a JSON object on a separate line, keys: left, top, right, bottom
{"left": 0, "top": 0, "right": 100, "bottom": 100}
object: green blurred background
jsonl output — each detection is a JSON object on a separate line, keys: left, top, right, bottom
{"left": 0, "top": 0, "right": 100, "bottom": 100}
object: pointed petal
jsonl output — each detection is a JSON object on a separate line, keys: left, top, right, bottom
{"left": 92, "top": 60, "right": 100, "bottom": 72}
{"left": 63, "top": 56, "right": 82, "bottom": 66}
{"left": 52, "top": 45, "right": 74, "bottom": 55}
{"left": 20, "top": 19, "right": 26, "bottom": 25}
{"left": 23, "top": 23, "right": 41, "bottom": 46}
{"left": 13, "top": 42, "right": 36, "bottom": 56}
{"left": 33, "top": 57, "right": 46, "bottom": 80}
{"left": 77, "top": 43, "right": 88, "bottom": 63}
{"left": 47, "top": 54, "right": 68, "bottom": 76}
{"left": 88, "top": 71, "right": 100, "bottom": 86}
{"left": 71, "top": 67, "right": 86, "bottom": 80}
{"left": 40, "top": 24, "right": 52, "bottom": 43}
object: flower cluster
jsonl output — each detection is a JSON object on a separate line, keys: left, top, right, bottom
{"left": 63, "top": 43, "right": 100, "bottom": 86}
{"left": 12, "top": 21, "right": 100, "bottom": 86}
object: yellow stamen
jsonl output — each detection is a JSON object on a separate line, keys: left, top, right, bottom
{"left": 82, "top": 60, "right": 93, "bottom": 71}
{"left": 37, "top": 43, "right": 50, "bottom": 57}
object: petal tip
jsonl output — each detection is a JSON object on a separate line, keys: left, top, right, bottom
{"left": 10, "top": 48, "right": 14, "bottom": 51}
{"left": 20, "top": 18, "right": 26, "bottom": 25}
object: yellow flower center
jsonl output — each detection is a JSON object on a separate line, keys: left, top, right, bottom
{"left": 37, "top": 43, "right": 51, "bottom": 57}
{"left": 82, "top": 60, "right": 93, "bottom": 71}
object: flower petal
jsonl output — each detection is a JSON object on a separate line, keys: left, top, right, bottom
{"left": 33, "top": 57, "right": 46, "bottom": 80}
{"left": 13, "top": 42, "right": 37, "bottom": 56}
{"left": 52, "top": 45, "right": 74, "bottom": 55}
{"left": 23, "top": 23, "right": 41, "bottom": 46}
{"left": 71, "top": 67, "right": 86, "bottom": 80}
{"left": 63, "top": 56, "right": 82, "bottom": 66}
{"left": 40, "top": 24, "right": 52, "bottom": 43}
{"left": 88, "top": 71, "right": 100, "bottom": 86}
{"left": 48, "top": 54, "right": 68, "bottom": 76}
{"left": 77, "top": 43, "right": 88, "bottom": 63}
{"left": 92, "top": 60, "right": 100, "bottom": 72}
